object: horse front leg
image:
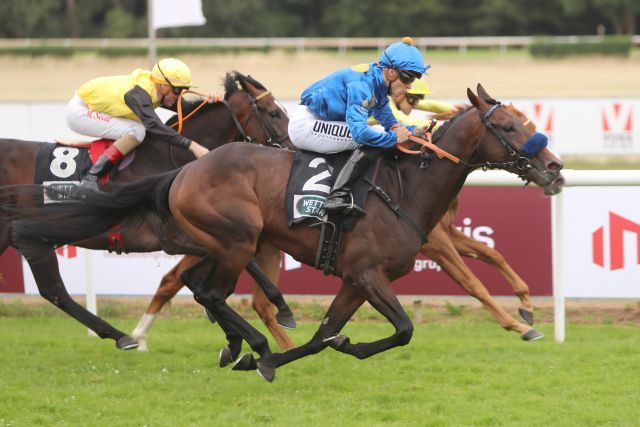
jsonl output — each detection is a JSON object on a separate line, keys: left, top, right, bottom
{"left": 448, "top": 226, "right": 535, "bottom": 326}
{"left": 423, "top": 226, "right": 542, "bottom": 341}
{"left": 254, "top": 282, "right": 366, "bottom": 379}
{"left": 132, "top": 254, "right": 200, "bottom": 351}
{"left": 24, "top": 249, "right": 138, "bottom": 350}
{"left": 327, "top": 268, "right": 414, "bottom": 359}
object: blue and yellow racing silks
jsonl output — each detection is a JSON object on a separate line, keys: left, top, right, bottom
{"left": 300, "top": 63, "right": 410, "bottom": 149}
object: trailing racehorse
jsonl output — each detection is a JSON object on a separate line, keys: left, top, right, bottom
{"left": 5, "top": 84, "right": 563, "bottom": 380}
{"left": 0, "top": 71, "right": 295, "bottom": 350}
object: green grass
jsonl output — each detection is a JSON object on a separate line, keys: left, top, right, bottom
{"left": 0, "top": 315, "right": 638, "bottom": 426}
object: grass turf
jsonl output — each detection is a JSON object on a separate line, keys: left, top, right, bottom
{"left": 0, "top": 315, "right": 638, "bottom": 426}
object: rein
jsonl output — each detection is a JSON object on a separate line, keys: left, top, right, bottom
{"left": 397, "top": 104, "right": 541, "bottom": 180}
{"left": 171, "top": 88, "right": 289, "bottom": 148}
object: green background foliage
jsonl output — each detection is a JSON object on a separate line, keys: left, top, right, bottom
{"left": 0, "top": 0, "right": 638, "bottom": 38}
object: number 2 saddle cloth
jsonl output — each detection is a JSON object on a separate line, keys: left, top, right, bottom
{"left": 285, "top": 149, "right": 378, "bottom": 230}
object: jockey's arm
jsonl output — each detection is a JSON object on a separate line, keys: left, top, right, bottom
{"left": 387, "top": 99, "right": 430, "bottom": 127}
{"left": 124, "top": 85, "right": 192, "bottom": 150}
{"left": 416, "top": 98, "right": 454, "bottom": 114}
{"left": 345, "top": 82, "right": 401, "bottom": 148}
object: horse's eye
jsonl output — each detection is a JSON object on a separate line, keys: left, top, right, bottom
{"left": 269, "top": 111, "right": 280, "bottom": 118}
{"left": 503, "top": 125, "right": 515, "bottom": 132}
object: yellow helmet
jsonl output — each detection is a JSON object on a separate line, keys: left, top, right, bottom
{"left": 407, "top": 79, "right": 431, "bottom": 96}
{"left": 151, "top": 58, "right": 196, "bottom": 88}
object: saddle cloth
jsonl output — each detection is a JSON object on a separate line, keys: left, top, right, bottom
{"left": 35, "top": 139, "right": 135, "bottom": 203}
{"left": 285, "top": 150, "right": 375, "bottom": 229}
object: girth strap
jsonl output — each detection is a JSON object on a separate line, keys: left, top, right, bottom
{"left": 363, "top": 177, "right": 428, "bottom": 245}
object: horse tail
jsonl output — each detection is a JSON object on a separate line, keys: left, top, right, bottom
{"left": 7, "top": 169, "right": 180, "bottom": 257}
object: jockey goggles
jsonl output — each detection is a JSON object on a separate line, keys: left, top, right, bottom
{"left": 382, "top": 50, "right": 422, "bottom": 84}
{"left": 157, "top": 62, "right": 189, "bottom": 95}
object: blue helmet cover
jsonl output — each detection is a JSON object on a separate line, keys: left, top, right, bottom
{"left": 379, "top": 39, "right": 428, "bottom": 74}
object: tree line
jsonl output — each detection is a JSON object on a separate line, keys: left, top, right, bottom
{"left": 0, "top": 0, "right": 637, "bottom": 39}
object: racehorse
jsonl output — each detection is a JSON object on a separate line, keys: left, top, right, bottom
{"left": 0, "top": 71, "right": 294, "bottom": 350}
{"left": 5, "top": 84, "right": 563, "bottom": 381}
{"left": 132, "top": 103, "right": 558, "bottom": 348}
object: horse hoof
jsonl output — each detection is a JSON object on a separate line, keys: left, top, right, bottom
{"left": 518, "top": 308, "right": 535, "bottom": 326}
{"left": 256, "top": 360, "right": 276, "bottom": 383}
{"left": 276, "top": 311, "right": 297, "bottom": 329}
{"left": 232, "top": 353, "right": 258, "bottom": 371}
{"left": 136, "top": 338, "right": 149, "bottom": 352}
{"left": 219, "top": 347, "right": 236, "bottom": 367}
{"left": 204, "top": 308, "right": 217, "bottom": 324}
{"left": 521, "top": 329, "right": 544, "bottom": 341}
{"left": 116, "top": 336, "right": 139, "bottom": 350}
{"left": 324, "top": 334, "right": 349, "bottom": 350}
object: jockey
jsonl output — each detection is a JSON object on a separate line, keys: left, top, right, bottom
{"left": 288, "top": 37, "right": 429, "bottom": 217}
{"left": 369, "top": 78, "right": 463, "bottom": 128}
{"left": 66, "top": 57, "right": 210, "bottom": 190}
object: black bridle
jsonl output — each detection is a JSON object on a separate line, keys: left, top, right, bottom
{"left": 456, "top": 103, "right": 535, "bottom": 182}
{"left": 222, "top": 90, "right": 290, "bottom": 148}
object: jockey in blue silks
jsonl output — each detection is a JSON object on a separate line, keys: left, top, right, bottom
{"left": 288, "top": 37, "right": 430, "bottom": 217}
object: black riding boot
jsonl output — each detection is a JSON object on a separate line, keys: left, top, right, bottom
{"left": 323, "top": 147, "right": 379, "bottom": 217}
{"left": 80, "top": 153, "right": 116, "bottom": 191}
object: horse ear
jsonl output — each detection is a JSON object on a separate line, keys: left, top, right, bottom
{"left": 476, "top": 83, "right": 495, "bottom": 103}
{"left": 467, "top": 88, "right": 480, "bottom": 108}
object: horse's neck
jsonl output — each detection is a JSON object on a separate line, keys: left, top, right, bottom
{"left": 117, "top": 104, "right": 234, "bottom": 180}
{"left": 397, "top": 114, "right": 482, "bottom": 235}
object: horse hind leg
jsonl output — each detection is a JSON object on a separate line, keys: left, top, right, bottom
{"left": 181, "top": 253, "right": 273, "bottom": 376}
{"left": 424, "top": 227, "right": 542, "bottom": 341}
{"left": 132, "top": 254, "right": 199, "bottom": 351}
{"left": 449, "top": 227, "right": 535, "bottom": 325}
{"left": 23, "top": 249, "right": 138, "bottom": 349}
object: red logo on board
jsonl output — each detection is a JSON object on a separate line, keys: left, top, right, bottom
{"left": 529, "top": 103, "right": 554, "bottom": 134}
{"left": 592, "top": 212, "right": 640, "bottom": 270}
{"left": 601, "top": 103, "right": 634, "bottom": 149}
{"left": 55, "top": 245, "right": 77, "bottom": 259}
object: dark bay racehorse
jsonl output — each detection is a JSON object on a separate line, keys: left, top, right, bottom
{"left": 133, "top": 103, "right": 558, "bottom": 349}
{"left": 0, "top": 71, "right": 293, "bottom": 350}
{"left": 5, "top": 84, "right": 563, "bottom": 380}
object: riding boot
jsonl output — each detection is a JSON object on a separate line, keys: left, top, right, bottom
{"left": 80, "top": 144, "right": 125, "bottom": 191}
{"left": 323, "top": 147, "right": 379, "bottom": 217}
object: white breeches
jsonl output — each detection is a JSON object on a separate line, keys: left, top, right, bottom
{"left": 66, "top": 95, "right": 146, "bottom": 142}
{"left": 287, "top": 104, "right": 359, "bottom": 154}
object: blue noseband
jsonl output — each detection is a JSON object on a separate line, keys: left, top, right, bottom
{"left": 521, "top": 132, "right": 548, "bottom": 158}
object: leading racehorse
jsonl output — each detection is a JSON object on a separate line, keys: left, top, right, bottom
{"left": 0, "top": 71, "right": 293, "bottom": 350}
{"left": 4, "top": 84, "right": 563, "bottom": 380}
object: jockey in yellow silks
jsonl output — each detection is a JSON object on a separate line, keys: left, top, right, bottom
{"left": 67, "top": 58, "right": 209, "bottom": 190}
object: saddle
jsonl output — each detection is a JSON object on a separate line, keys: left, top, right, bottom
{"left": 285, "top": 150, "right": 382, "bottom": 275}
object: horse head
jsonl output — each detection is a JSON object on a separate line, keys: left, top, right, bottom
{"left": 223, "top": 71, "right": 293, "bottom": 149}
{"left": 466, "top": 84, "right": 563, "bottom": 189}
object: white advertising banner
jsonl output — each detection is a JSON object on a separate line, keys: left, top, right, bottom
{"left": 561, "top": 187, "right": 640, "bottom": 298}
{"left": 22, "top": 248, "right": 192, "bottom": 296}
{"left": 2, "top": 99, "right": 639, "bottom": 156}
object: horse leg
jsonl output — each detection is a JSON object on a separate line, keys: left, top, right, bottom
{"left": 23, "top": 250, "right": 138, "bottom": 349}
{"left": 251, "top": 241, "right": 295, "bottom": 351}
{"left": 448, "top": 226, "right": 535, "bottom": 325}
{"left": 423, "top": 226, "right": 542, "bottom": 341}
{"left": 181, "top": 253, "right": 273, "bottom": 376}
{"left": 253, "top": 281, "right": 366, "bottom": 379}
{"left": 132, "top": 254, "right": 200, "bottom": 351}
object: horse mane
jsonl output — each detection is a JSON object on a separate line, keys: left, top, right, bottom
{"left": 223, "top": 71, "right": 267, "bottom": 100}
{"left": 432, "top": 106, "right": 473, "bottom": 143}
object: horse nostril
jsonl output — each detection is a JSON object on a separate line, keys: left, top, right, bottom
{"left": 547, "top": 161, "right": 563, "bottom": 171}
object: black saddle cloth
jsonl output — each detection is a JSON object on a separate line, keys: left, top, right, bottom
{"left": 285, "top": 149, "right": 377, "bottom": 229}
{"left": 35, "top": 143, "right": 92, "bottom": 184}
